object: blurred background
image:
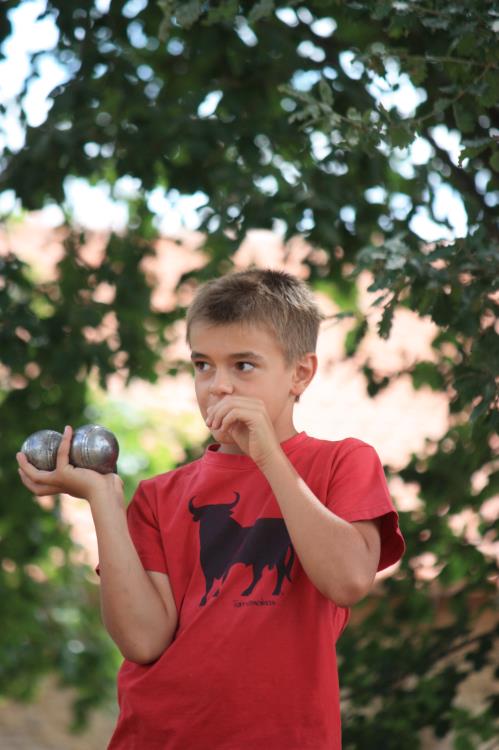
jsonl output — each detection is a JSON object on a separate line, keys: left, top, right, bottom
{"left": 0, "top": 2, "right": 498, "bottom": 748}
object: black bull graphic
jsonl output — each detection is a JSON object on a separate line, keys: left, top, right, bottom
{"left": 188, "top": 492, "right": 295, "bottom": 606}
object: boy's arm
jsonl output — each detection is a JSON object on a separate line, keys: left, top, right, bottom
{"left": 17, "top": 427, "right": 177, "bottom": 665}
{"left": 204, "top": 396, "right": 383, "bottom": 606}
{"left": 258, "top": 451, "right": 381, "bottom": 607}
{"left": 90, "top": 492, "right": 178, "bottom": 664}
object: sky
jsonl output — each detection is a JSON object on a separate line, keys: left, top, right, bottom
{"left": 0, "top": 0, "right": 470, "bottom": 240}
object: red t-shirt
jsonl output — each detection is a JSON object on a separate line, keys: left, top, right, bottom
{"left": 105, "top": 432, "right": 405, "bottom": 749}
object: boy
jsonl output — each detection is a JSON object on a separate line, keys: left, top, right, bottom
{"left": 17, "top": 268, "right": 405, "bottom": 749}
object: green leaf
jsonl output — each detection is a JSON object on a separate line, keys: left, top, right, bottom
{"left": 421, "top": 16, "right": 450, "bottom": 31}
{"left": 345, "top": 317, "right": 368, "bottom": 356}
{"left": 390, "top": 125, "right": 415, "bottom": 149}
{"left": 410, "top": 61, "right": 428, "bottom": 85}
{"left": 453, "top": 101, "right": 475, "bottom": 134}
{"left": 378, "top": 303, "right": 395, "bottom": 339}
{"left": 480, "top": 70, "right": 499, "bottom": 108}
{"left": 372, "top": 1, "right": 392, "bottom": 20}
{"left": 174, "top": 0, "right": 204, "bottom": 28}
{"left": 433, "top": 97, "right": 453, "bottom": 114}
{"left": 458, "top": 139, "right": 490, "bottom": 166}
{"left": 411, "top": 362, "right": 445, "bottom": 391}
{"left": 248, "top": 0, "right": 275, "bottom": 24}
{"left": 362, "top": 364, "right": 391, "bottom": 397}
{"left": 319, "top": 78, "right": 334, "bottom": 106}
{"left": 206, "top": 0, "right": 240, "bottom": 25}
{"left": 489, "top": 151, "right": 499, "bottom": 174}
{"left": 454, "top": 734, "right": 474, "bottom": 750}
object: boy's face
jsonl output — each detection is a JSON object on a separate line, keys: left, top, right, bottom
{"left": 189, "top": 320, "right": 315, "bottom": 454}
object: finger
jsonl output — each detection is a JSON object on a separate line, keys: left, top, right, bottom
{"left": 206, "top": 396, "right": 262, "bottom": 430}
{"left": 56, "top": 425, "right": 72, "bottom": 470}
{"left": 16, "top": 451, "right": 30, "bottom": 469}
{"left": 213, "top": 399, "right": 261, "bottom": 423}
{"left": 219, "top": 408, "right": 246, "bottom": 432}
{"left": 206, "top": 405, "right": 222, "bottom": 428}
{"left": 17, "top": 468, "right": 60, "bottom": 496}
{"left": 16, "top": 452, "right": 58, "bottom": 484}
{"left": 209, "top": 407, "right": 227, "bottom": 430}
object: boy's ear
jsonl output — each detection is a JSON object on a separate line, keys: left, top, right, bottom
{"left": 290, "top": 353, "right": 318, "bottom": 398}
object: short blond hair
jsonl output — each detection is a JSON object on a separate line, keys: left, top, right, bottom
{"left": 186, "top": 269, "right": 324, "bottom": 402}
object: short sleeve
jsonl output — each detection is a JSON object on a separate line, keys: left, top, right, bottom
{"left": 326, "top": 442, "right": 405, "bottom": 571}
{"left": 95, "top": 480, "right": 168, "bottom": 576}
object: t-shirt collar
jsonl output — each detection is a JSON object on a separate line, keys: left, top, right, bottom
{"left": 203, "top": 431, "right": 308, "bottom": 469}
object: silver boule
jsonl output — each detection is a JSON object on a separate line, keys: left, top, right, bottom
{"left": 69, "top": 424, "right": 119, "bottom": 475}
{"left": 21, "top": 429, "right": 63, "bottom": 471}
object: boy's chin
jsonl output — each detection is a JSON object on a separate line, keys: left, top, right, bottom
{"left": 211, "top": 428, "right": 236, "bottom": 444}
{"left": 211, "top": 429, "right": 244, "bottom": 455}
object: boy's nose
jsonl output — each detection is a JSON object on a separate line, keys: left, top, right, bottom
{"left": 208, "top": 377, "right": 234, "bottom": 396}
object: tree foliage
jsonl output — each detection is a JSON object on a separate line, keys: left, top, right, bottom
{"left": 0, "top": 1, "right": 498, "bottom": 745}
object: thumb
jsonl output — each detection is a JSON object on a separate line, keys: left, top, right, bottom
{"left": 56, "top": 425, "right": 72, "bottom": 469}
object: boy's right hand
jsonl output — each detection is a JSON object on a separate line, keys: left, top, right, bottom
{"left": 16, "top": 425, "right": 124, "bottom": 502}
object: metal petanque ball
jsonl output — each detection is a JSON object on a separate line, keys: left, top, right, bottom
{"left": 21, "top": 429, "right": 63, "bottom": 471}
{"left": 69, "top": 424, "right": 119, "bottom": 475}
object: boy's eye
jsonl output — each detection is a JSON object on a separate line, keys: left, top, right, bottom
{"left": 236, "top": 362, "right": 255, "bottom": 372}
{"left": 193, "top": 361, "right": 209, "bottom": 371}
{"left": 192, "top": 359, "right": 255, "bottom": 372}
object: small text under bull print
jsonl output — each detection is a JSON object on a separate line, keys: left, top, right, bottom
{"left": 188, "top": 491, "right": 296, "bottom": 607}
{"left": 233, "top": 599, "right": 277, "bottom": 608}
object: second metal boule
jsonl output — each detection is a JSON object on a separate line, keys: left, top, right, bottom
{"left": 69, "top": 424, "right": 119, "bottom": 474}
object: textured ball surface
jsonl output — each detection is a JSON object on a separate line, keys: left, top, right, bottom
{"left": 69, "top": 424, "right": 119, "bottom": 474}
{"left": 21, "top": 430, "right": 63, "bottom": 471}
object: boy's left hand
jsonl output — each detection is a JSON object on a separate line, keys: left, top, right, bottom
{"left": 205, "top": 396, "right": 282, "bottom": 467}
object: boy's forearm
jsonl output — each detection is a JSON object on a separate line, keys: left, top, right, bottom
{"left": 258, "top": 451, "right": 376, "bottom": 606}
{"left": 89, "top": 492, "right": 177, "bottom": 664}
